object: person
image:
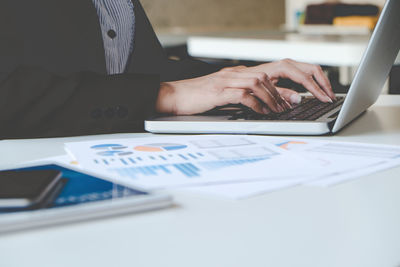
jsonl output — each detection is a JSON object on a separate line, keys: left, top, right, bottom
{"left": 0, "top": 0, "right": 335, "bottom": 139}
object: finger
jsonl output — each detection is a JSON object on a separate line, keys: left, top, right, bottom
{"left": 220, "top": 70, "right": 281, "bottom": 100}
{"left": 262, "top": 79, "right": 292, "bottom": 110}
{"left": 270, "top": 78, "right": 279, "bottom": 86}
{"left": 219, "top": 71, "right": 289, "bottom": 111}
{"left": 293, "top": 61, "right": 336, "bottom": 100}
{"left": 222, "top": 88, "right": 267, "bottom": 114}
{"left": 278, "top": 61, "right": 333, "bottom": 103}
{"left": 276, "top": 87, "right": 302, "bottom": 105}
{"left": 221, "top": 78, "right": 283, "bottom": 113}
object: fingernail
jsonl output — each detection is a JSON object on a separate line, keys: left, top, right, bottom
{"left": 289, "top": 94, "right": 302, "bottom": 105}
{"left": 262, "top": 107, "right": 270, "bottom": 114}
{"left": 325, "top": 96, "right": 333, "bottom": 103}
{"left": 326, "top": 87, "right": 337, "bottom": 101}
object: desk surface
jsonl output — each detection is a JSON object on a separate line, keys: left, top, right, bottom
{"left": 188, "top": 32, "right": 400, "bottom": 66}
{"left": 1, "top": 95, "right": 400, "bottom": 267}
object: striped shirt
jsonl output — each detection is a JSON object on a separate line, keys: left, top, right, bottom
{"left": 92, "top": 0, "right": 135, "bottom": 75}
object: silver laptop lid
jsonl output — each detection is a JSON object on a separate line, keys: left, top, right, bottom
{"left": 332, "top": 0, "right": 400, "bottom": 133}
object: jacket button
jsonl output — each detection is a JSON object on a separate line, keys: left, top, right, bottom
{"left": 107, "top": 29, "right": 117, "bottom": 39}
{"left": 104, "top": 107, "right": 115, "bottom": 119}
{"left": 90, "top": 108, "right": 103, "bottom": 119}
{"left": 116, "top": 106, "right": 128, "bottom": 118}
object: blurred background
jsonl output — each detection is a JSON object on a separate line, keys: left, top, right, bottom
{"left": 142, "top": 0, "right": 285, "bottom": 33}
{"left": 141, "top": 0, "right": 399, "bottom": 94}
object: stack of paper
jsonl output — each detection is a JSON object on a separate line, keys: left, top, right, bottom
{"left": 33, "top": 135, "right": 400, "bottom": 200}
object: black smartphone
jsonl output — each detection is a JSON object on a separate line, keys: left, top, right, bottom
{"left": 0, "top": 169, "right": 62, "bottom": 210}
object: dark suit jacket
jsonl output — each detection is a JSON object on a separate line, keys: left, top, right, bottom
{"left": 0, "top": 0, "right": 216, "bottom": 139}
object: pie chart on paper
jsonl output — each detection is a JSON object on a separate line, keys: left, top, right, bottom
{"left": 134, "top": 143, "right": 188, "bottom": 152}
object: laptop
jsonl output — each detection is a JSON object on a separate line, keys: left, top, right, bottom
{"left": 146, "top": 0, "right": 400, "bottom": 135}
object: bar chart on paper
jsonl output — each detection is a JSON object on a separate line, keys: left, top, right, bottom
{"left": 109, "top": 158, "right": 268, "bottom": 179}
{"left": 90, "top": 140, "right": 275, "bottom": 178}
{"left": 65, "top": 136, "right": 296, "bottom": 188}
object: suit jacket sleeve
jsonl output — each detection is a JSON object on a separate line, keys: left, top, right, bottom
{"left": 0, "top": 0, "right": 161, "bottom": 139}
{"left": 0, "top": 67, "right": 160, "bottom": 139}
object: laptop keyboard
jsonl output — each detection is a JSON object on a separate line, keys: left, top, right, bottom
{"left": 228, "top": 96, "right": 345, "bottom": 121}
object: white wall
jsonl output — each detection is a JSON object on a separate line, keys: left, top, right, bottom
{"left": 285, "top": 0, "right": 387, "bottom": 30}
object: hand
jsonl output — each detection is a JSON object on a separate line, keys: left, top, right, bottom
{"left": 156, "top": 59, "right": 335, "bottom": 116}
{"left": 247, "top": 59, "right": 336, "bottom": 102}
{"left": 156, "top": 67, "right": 292, "bottom": 115}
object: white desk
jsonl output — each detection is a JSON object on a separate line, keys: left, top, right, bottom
{"left": 188, "top": 32, "right": 400, "bottom": 87}
{"left": 188, "top": 32, "right": 400, "bottom": 66}
{"left": 158, "top": 33, "right": 190, "bottom": 48}
{"left": 1, "top": 95, "right": 400, "bottom": 267}
{"left": 189, "top": 33, "right": 367, "bottom": 66}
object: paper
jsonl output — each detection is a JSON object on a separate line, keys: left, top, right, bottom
{"left": 263, "top": 138, "right": 400, "bottom": 186}
{"left": 65, "top": 135, "right": 318, "bottom": 190}
{"left": 20, "top": 136, "right": 400, "bottom": 200}
{"left": 22, "top": 154, "right": 302, "bottom": 200}
{"left": 183, "top": 138, "right": 400, "bottom": 198}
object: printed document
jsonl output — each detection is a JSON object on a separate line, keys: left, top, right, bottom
{"left": 21, "top": 135, "right": 400, "bottom": 199}
{"left": 262, "top": 137, "right": 400, "bottom": 186}
{"left": 65, "top": 135, "right": 319, "bottom": 189}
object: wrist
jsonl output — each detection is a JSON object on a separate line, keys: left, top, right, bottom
{"left": 156, "top": 82, "right": 177, "bottom": 114}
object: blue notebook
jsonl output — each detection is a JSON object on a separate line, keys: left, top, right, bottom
{"left": 0, "top": 165, "right": 172, "bottom": 234}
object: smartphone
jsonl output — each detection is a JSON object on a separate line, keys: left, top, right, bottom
{"left": 0, "top": 169, "right": 62, "bottom": 210}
